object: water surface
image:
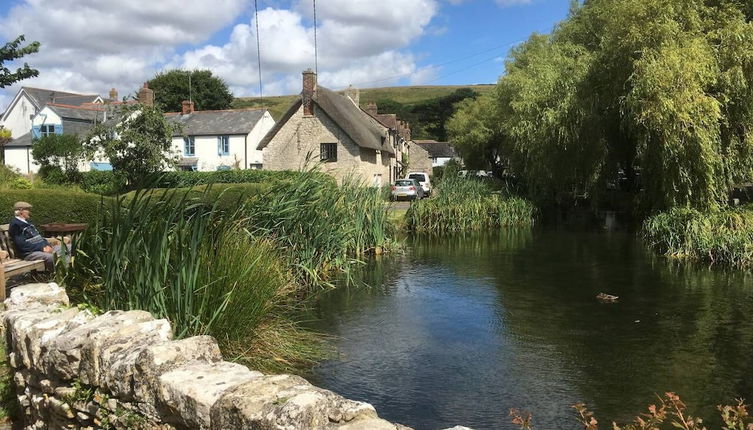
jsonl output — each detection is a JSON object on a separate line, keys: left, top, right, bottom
{"left": 306, "top": 229, "right": 753, "bottom": 430}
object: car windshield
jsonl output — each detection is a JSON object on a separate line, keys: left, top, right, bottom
{"left": 395, "top": 180, "right": 414, "bottom": 186}
{"left": 408, "top": 174, "right": 425, "bottom": 181}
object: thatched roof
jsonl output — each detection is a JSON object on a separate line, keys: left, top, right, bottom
{"left": 258, "top": 86, "right": 392, "bottom": 154}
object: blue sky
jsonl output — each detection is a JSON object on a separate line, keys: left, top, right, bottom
{"left": 0, "top": 0, "right": 572, "bottom": 110}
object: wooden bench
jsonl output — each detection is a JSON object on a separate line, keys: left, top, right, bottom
{"left": 1, "top": 224, "right": 46, "bottom": 301}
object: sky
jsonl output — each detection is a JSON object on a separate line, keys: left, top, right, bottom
{"left": 0, "top": 0, "right": 571, "bottom": 111}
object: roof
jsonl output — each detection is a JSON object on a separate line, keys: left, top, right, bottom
{"left": 5, "top": 132, "right": 32, "bottom": 147}
{"left": 258, "top": 86, "right": 392, "bottom": 154}
{"left": 46, "top": 103, "right": 106, "bottom": 122}
{"left": 23, "top": 87, "right": 100, "bottom": 108}
{"left": 166, "top": 109, "right": 266, "bottom": 136}
{"left": 415, "top": 140, "right": 457, "bottom": 158}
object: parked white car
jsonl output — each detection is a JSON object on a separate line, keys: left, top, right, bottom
{"left": 405, "top": 172, "right": 431, "bottom": 197}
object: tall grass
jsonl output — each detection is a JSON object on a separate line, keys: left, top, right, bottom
{"left": 643, "top": 206, "right": 753, "bottom": 267}
{"left": 244, "top": 170, "right": 395, "bottom": 288}
{"left": 406, "top": 175, "right": 535, "bottom": 233}
{"left": 60, "top": 188, "right": 305, "bottom": 345}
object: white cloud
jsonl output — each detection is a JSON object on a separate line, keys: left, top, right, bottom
{"left": 0, "top": 0, "right": 442, "bottom": 110}
{"left": 175, "top": 1, "right": 440, "bottom": 96}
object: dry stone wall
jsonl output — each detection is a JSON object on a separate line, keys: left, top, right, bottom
{"left": 2, "top": 283, "right": 474, "bottom": 430}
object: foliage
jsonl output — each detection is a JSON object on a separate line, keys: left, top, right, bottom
{"left": 147, "top": 69, "right": 233, "bottom": 112}
{"left": 447, "top": 92, "right": 509, "bottom": 171}
{"left": 9, "top": 177, "right": 31, "bottom": 189}
{"left": 121, "top": 183, "right": 271, "bottom": 214}
{"left": 0, "top": 189, "right": 107, "bottom": 225}
{"left": 0, "top": 127, "right": 10, "bottom": 164}
{"left": 32, "top": 134, "right": 89, "bottom": 182}
{"left": 406, "top": 176, "right": 535, "bottom": 233}
{"left": 86, "top": 103, "right": 179, "bottom": 187}
{"left": 0, "top": 164, "right": 19, "bottom": 184}
{"left": 0, "top": 35, "right": 40, "bottom": 88}
{"left": 461, "top": 1, "right": 753, "bottom": 211}
{"left": 59, "top": 188, "right": 326, "bottom": 371}
{"left": 151, "top": 169, "right": 306, "bottom": 189}
{"left": 79, "top": 170, "right": 126, "bottom": 195}
{"left": 511, "top": 394, "right": 753, "bottom": 430}
{"left": 244, "top": 170, "right": 395, "bottom": 288}
{"left": 643, "top": 205, "right": 753, "bottom": 267}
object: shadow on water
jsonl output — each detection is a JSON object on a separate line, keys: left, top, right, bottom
{"left": 304, "top": 226, "right": 753, "bottom": 430}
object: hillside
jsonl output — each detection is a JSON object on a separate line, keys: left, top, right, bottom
{"left": 232, "top": 84, "right": 495, "bottom": 123}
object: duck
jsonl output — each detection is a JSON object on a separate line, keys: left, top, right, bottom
{"left": 596, "top": 292, "right": 619, "bottom": 303}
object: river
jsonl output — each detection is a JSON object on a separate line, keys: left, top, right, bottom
{"left": 306, "top": 228, "right": 753, "bottom": 430}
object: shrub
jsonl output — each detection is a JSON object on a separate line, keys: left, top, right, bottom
{"left": 0, "top": 189, "right": 108, "bottom": 225}
{"left": 0, "top": 165, "right": 19, "bottom": 184}
{"left": 150, "top": 169, "right": 305, "bottom": 188}
{"left": 9, "top": 177, "right": 32, "bottom": 190}
{"left": 79, "top": 171, "right": 126, "bottom": 195}
{"left": 121, "top": 183, "right": 271, "bottom": 214}
{"left": 38, "top": 165, "right": 68, "bottom": 185}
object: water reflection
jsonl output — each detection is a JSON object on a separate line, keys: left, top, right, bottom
{"left": 306, "top": 229, "right": 753, "bottom": 430}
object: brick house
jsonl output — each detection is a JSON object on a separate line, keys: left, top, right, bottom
{"left": 258, "top": 70, "right": 404, "bottom": 186}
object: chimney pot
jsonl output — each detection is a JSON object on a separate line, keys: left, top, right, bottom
{"left": 366, "top": 102, "right": 378, "bottom": 116}
{"left": 302, "top": 69, "right": 317, "bottom": 116}
{"left": 182, "top": 100, "right": 195, "bottom": 115}
{"left": 137, "top": 82, "right": 154, "bottom": 107}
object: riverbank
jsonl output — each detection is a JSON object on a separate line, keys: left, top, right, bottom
{"left": 643, "top": 206, "right": 753, "bottom": 267}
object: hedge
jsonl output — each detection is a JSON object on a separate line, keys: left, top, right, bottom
{"left": 0, "top": 189, "right": 111, "bottom": 226}
{"left": 78, "top": 170, "right": 306, "bottom": 195}
{"left": 121, "top": 183, "right": 272, "bottom": 213}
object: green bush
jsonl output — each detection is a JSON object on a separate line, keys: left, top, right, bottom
{"left": 39, "top": 165, "right": 68, "bottom": 185}
{"left": 9, "top": 177, "right": 32, "bottom": 190}
{"left": 0, "top": 165, "right": 19, "bottom": 184}
{"left": 122, "top": 183, "right": 271, "bottom": 213}
{"left": 79, "top": 171, "right": 125, "bottom": 195}
{"left": 0, "top": 189, "right": 109, "bottom": 225}
{"left": 151, "top": 169, "right": 303, "bottom": 188}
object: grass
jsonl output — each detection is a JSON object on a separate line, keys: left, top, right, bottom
{"left": 406, "top": 175, "right": 536, "bottom": 233}
{"left": 232, "top": 84, "right": 495, "bottom": 120}
{"left": 643, "top": 205, "right": 753, "bottom": 267}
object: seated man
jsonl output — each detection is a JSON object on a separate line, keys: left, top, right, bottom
{"left": 8, "top": 201, "right": 63, "bottom": 271}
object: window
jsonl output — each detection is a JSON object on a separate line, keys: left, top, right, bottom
{"left": 217, "top": 135, "right": 229, "bottom": 156}
{"left": 320, "top": 143, "right": 337, "bottom": 162}
{"left": 40, "top": 124, "right": 55, "bottom": 137}
{"left": 184, "top": 136, "right": 195, "bottom": 156}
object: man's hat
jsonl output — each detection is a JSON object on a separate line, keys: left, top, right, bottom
{"left": 13, "top": 201, "right": 32, "bottom": 210}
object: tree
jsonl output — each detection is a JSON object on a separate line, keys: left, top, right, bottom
{"left": 0, "top": 127, "right": 11, "bottom": 164}
{"left": 87, "top": 104, "right": 179, "bottom": 186}
{"left": 147, "top": 69, "right": 233, "bottom": 112}
{"left": 32, "top": 134, "right": 90, "bottom": 182}
{"left": 447, "top": 93, "right": 507, "bottom": 172}
{"left": 0, "top": 35, "right": 40, "bottom": 88}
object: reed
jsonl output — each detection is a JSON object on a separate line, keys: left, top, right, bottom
{"left": 406, "top": 176, "right": 535, "bottom": 233}
{"left": 60, "top": 187, "right": 297, "bottom": 343}
{"left": 643, "top": 206, "right": 753, "bottom": 267}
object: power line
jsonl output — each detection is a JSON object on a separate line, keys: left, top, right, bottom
{"left": 335, "top": 40, "right": 521, "bottom": 90}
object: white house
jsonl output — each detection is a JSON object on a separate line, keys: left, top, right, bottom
{"left": 4, "top": 103, "right": 107, "bottom": 174}
{"left": 166, "top": 101, "right": 275, "bottom": 171}
{"left": 414, "top": 140, "right": 458, "bottom": 167}
{"left": 0, "top": 87, "right": 102, "bottom": 138}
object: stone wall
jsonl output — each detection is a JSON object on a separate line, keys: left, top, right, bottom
{"left": 2, "top": 283, "right": 473, "bottom": 430}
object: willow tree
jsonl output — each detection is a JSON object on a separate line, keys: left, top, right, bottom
{"left": 447, "top": 93, "right": 507, "bottom": 172}
{"left": 491, "top": 0, "right": 753, "bottom": 212}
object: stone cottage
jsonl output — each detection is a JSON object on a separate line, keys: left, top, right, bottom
{"left": 258, "top": 70, "right": 400, "bottom": 186}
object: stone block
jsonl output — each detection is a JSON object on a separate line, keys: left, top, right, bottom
{"left": 41, "top": 310, "right": 154, "bottom": 382}
{"left": 158, "top": 361, "right": 261, "bottom": 429}
{"left": 210, "top": 374, "right": 377, "bottom": 429}
{"left": 4, "top": 282, "right": 69, "bottom": 310}
{"left": 133, "top": 336, "right": 223, "bottom": 405}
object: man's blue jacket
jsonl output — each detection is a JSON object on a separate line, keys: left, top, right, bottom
{"left": 8, "top": 217, "right": 49, "bottom": 257}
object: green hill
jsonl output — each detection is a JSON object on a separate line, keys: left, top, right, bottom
{"left": 233, "top": 84, "right": 494, "bottom": 119}
{"left": 232, "top": 84, "right": 494, "bottom": 140}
